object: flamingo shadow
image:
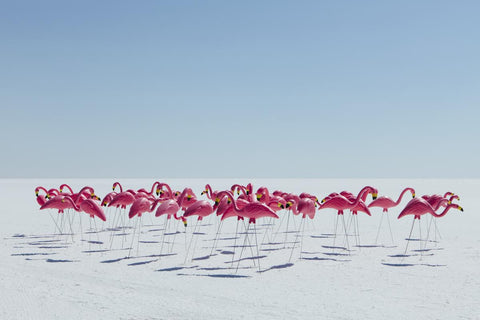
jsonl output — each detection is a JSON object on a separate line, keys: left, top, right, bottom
{"left": 128, "top": 259, "right": 156, "bottom": 266}
{"left": 323, "top": 252, "right": 350, "bottom": 257}
{"left": 382, "top": 262, "right": 415, "bottom": 267}
{"left": 258, "top": 263, "right": 294, "bottom": 273}
{"left": 177, "top": 273, "right": 250, "bottom": 279}
{"left": 100, "top": 257, "right": 128, "bottom": 263}
{"left": 46, "top": 258, "right": 76, "bottom": 263}
{"left": 192, "top": 255, "right": 211, "bottom": 261}
{"left": 228, "top": 255, "right": 267, "bottom": 264}
{"left": 37, "top": 246, "right": 69, "bottom": 249}
{"left": 82, "top": 249, "right": 109, "bottom": 253}
{"left": 11, "top": 252, "right": 56, "bottom": 256}
{"left": 355, "top": 245, "right": 385, "bottom": 248}
{"left": 310, "top": 235, "right": 331, "bottom": 239}
{"left": 302, "top": 256, "right": 342, "bottom": 262}
{"left": 156, "top": 265, "right": 198, "bottom": 272}
{"left": 322, "top": 245, "right": 348, "bottom": 251}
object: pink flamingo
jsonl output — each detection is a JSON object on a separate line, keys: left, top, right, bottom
{"left": 108, "top": 190, "right": 136, "bottom": 209}
{"left": 286, "top": 197, "right": 316, "bottom": 261}
{"left": 368, "top": 187, "right": 415, "bottom": 212}
{"left": 318, "top": 186, "right": 377, "bottom": 251}
{"left": 208, "top": 194, "right": 250, "bottom": 257}
{"left": 368, "top": 187, "right": 415, "bottom": 245}
{"left": 136, "top": 182, "right": 161, "bottom": 197}
{"left": 201, "top": 184, "right": 218, "bottom": 200}
{"left": 397, "top": 197, "right": 462, "bottom": 255}
{"left": 155, "top": 198, "right": 188, "bottom": 257}
{"left": 216, "top": 190, "right": 278, "bottom": 272}
{"left": 182, "top": 197, "right": 215, "bottom": 262}
{"left": 101, "top": 192, "right": 117, "bottom": 207}
{"left": 35, "top": 187, "right": 50, "bottom": 206}
{"left": 126, "top": 197, "right": 163, "bottom": 256}
{"left": 62, "top": 196, "right": 106, "bottom": 221}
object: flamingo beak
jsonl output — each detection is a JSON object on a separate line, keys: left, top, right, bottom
{"left": 59, "top": 188, "right": 63, "bottom": 193}
{"left": 412, "top": 193, "right": 416, "bottom": 198}
{"left": 237, "top": 190, "right": 240, "bottom": 195}
{"left": 246, "top": 190, "right": 250, "bottom": 195}
{"left": 256, "top": 194, "right": 262, "bottom": 200}
{"left": 183, "top": 219, "right": 187, "bottom": 227}
{"left": 95, "top": 196, "right": 101, "bottom": 200}
{"left": 448, "top": 201, "right": 451, "bottom": 205}
{"left": 286, "top": 202, "right": 291, "bottom": 208}
{"left": 215, "top": 198, "right": 220, "bottom": 205}
{"left": 321, "top": 199, "right": 325, "bottom": 204}
{"left": 280, "top": 204, "right": 284, "bottom": 209}
{"left": 35, "top": 191, "right": 39, "bottom": 196}
{"left": 156, "top": 189, "right": 160, "bottom": 196}
{"left": 459, "top": 206, "right": 464, "bottom": 212}
{"left": 46, "top": 195, "right": 50, "bottom": 200}
{"left": 201, "top": 191, "right": 205, "bottom": 195}
{"left": 61, "top": 198, "right": 65, "bottom": 203}
{"left": 372, "top": 193, "right": 378, "bottom": 200}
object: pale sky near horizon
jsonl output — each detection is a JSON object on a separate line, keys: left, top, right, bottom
{"left": 1, "top": 1, "right": 479, "bottom": 178}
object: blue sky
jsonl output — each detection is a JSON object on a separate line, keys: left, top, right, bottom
{"left": 1, "top": 1, "right": 478, "bottom": 178}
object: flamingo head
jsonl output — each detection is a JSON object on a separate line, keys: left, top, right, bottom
{"left": 246, "top": 183, "right": 252, "bottom": 195}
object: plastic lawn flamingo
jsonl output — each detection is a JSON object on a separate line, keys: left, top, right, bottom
{"left": 397, "top": 197, "right": 463, "bottom": 255}
{"left": 368, "top": 187, "right": 415, "bottom": 212}
{"left": 216, "top": 190, "right": 278, "bottom": 272}
{"left": 318, "top": 186, "right": 377, "bottom": 252}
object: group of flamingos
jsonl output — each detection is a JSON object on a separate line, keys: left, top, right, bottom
{"left": 35, "top": 182, "right": 463, "bottom": 269}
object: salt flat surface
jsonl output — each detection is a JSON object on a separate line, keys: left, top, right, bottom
{"left": 0, "top": 179, "right": 479, "bottom": 320}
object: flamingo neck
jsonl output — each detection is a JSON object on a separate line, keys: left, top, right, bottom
{"left": 63, "top": 196, "right": 80, "bottom": 211}
{"left": 113, "top": 182, "right": 123, "bottom": 192}
{"left": 59, "top": 184, "right": 74, "bottom": 194}
{"left": 431, "top": 204, "right": 458, "bottom": 217}
{"left": 395, "top": 187, "right": 414, "bottom": 206}
{"left": 159, "top": 183, "right": 173, "bottom": 198}
{"left": 219, "top": 191, "right": 241, "bottom": 212}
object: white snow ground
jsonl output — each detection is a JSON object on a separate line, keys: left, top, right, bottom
{"left": 0, "top": 179, "right": 479, "bottom": 320}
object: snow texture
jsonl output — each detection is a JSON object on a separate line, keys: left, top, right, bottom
{"left": 1, "top": 179, "right": 479, "bottom": 320}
